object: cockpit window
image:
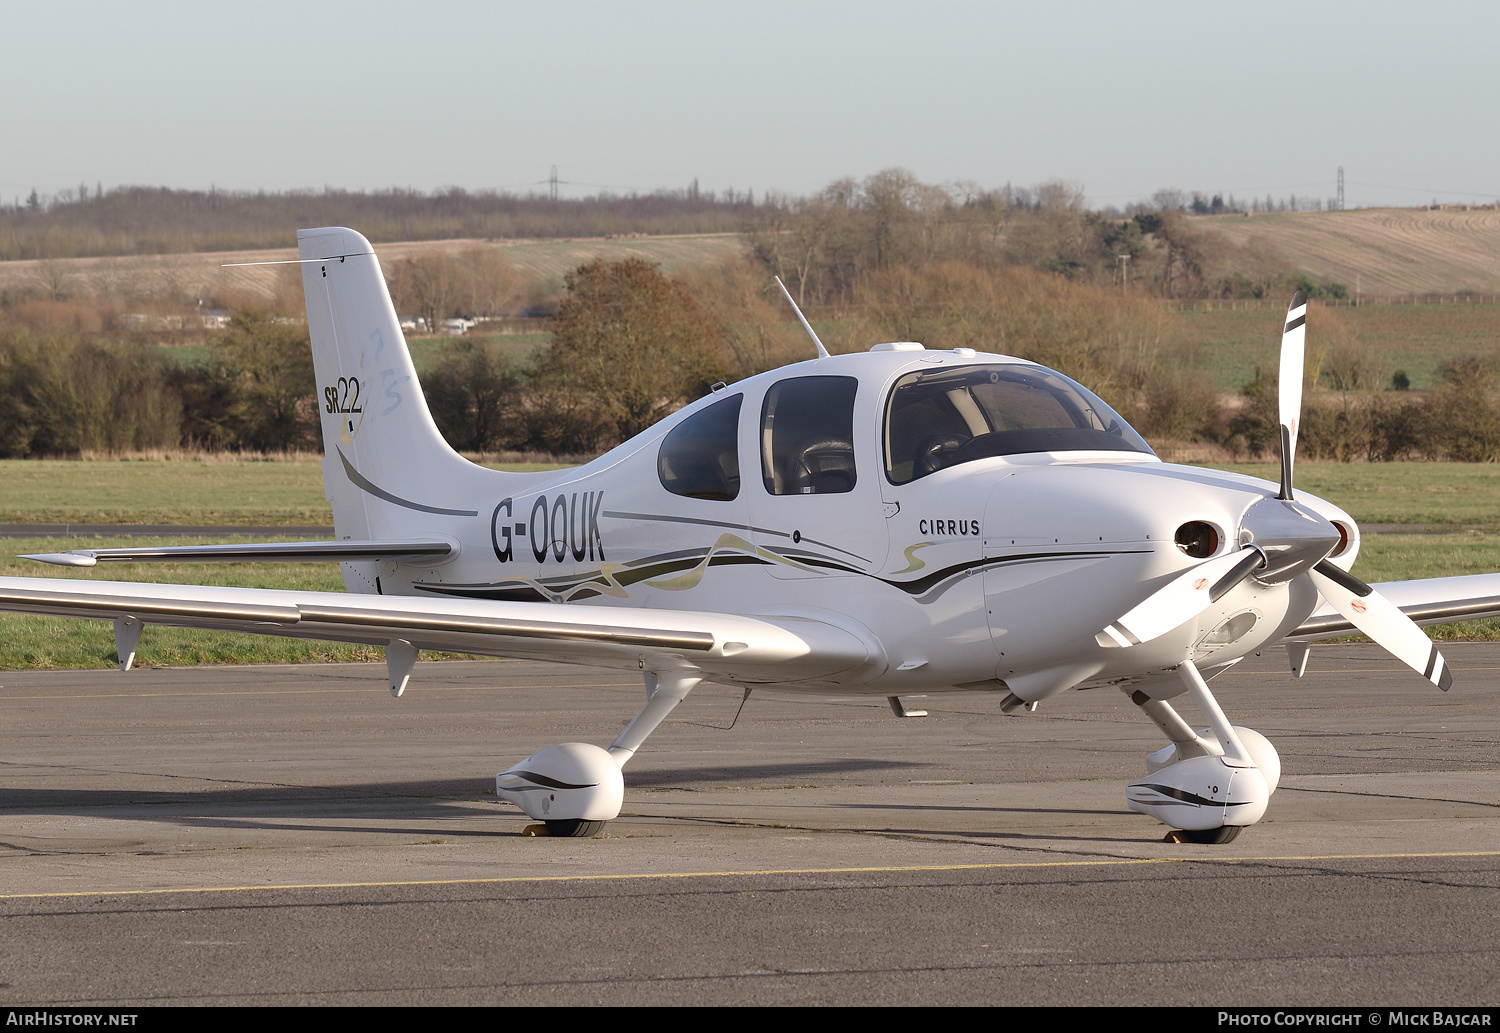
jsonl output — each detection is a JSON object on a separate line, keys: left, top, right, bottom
{"left": 884, "top": 364, "right": 1152, "bottom": 484}
{"left": 761, "top": 375, "right": 858, "bottom": 495}
{"left": 658, "top": 393, "right": 743, "bottom": 500}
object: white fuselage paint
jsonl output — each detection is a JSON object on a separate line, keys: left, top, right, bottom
{"left": 354, "top": 350, "right": 1358, "bottom": 699}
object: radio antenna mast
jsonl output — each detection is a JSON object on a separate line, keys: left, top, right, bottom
{"left": 774, "top": 276, "right": 830, "bottom": 358}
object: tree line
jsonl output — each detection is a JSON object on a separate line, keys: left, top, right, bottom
{"left": 0, "top": 169, "right": 1486, "bottom": 462}
{"left": 748, "top": 171, "right": 1349, "bottom": 304}
{"left": 5, "top": 249, "right": 1498, "bottom": 464}
{"left": 0, "top": 311, "right": 315, "bottom": 456}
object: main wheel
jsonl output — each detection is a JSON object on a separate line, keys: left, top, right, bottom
{"left": 1173, "top": 825, "right": 1242, "bottom": 844}
{"left": 544, "top": 819, "right": 606, "bottom": 838}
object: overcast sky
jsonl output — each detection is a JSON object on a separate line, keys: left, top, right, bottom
{"left": 4, "top": 0, "right": 1497, "bottom": 210}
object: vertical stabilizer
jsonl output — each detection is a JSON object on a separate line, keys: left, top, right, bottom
{"left": 298, "top": 227, "right": 489, "bottom": 591}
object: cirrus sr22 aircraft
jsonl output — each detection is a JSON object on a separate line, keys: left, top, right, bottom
{"left": 5, "top": 226, "right": 1499, "bottom": 843}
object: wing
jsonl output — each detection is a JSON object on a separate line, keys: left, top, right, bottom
{"left": 1289, "top": 572, "right": 1500, "bottom": 640}
{"left": 0, "top": 575, "right": 878, "bottom": 688}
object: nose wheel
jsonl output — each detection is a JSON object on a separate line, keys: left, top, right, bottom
{"left": 1169, "top": 825, "right": 1242, "bottom": 844}
{"left": 524, "top": 819, "right": 608, "bottom": 838}
{"left": 1125, "top": 659, "right": 1276, "bottom": 843}
{"left": 498, "top": 670, "right": 704, "bottom": 840}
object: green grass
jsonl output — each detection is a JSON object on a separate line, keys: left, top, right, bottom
{"left": 777, "top": 303, "right": 1500, "bottom": 395}
{"left": 1177, "top": 302, "right": 1500, "bottom": 392}
{"left": 1354, "top": 532, "right": 1500, "bottom": 580}
{"left": 0, "top": 457, "right": 572, "bottom": 526}
{"left": 1190, "top": 461, "right": 1500, "bottom": 639}
{"left": 1340, "top": 533, "right": 1500, "bottom": 640}
{"left": 405, "top": 332, "right": 548, "bottom": 375}
{"left": 154, "top": 342, "right": 213, "bottom": 368}
{"left": 1200, "top": 461, "right": 1500, "bottom": 527}
{"left": 0, "top": 458, "right": 333, "bottom": 526}
{"left": 5, "top": 459, "right": 1500, "bottom": 668}
{"left": 0, "top": 534, "right": 359, "bottom": 668}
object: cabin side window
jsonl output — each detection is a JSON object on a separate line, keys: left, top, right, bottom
{"left": 657, "top": 393, "right": 744, "bottom": 501}
{"left": 760, "top": 376, "right": 859, "bottom": 495}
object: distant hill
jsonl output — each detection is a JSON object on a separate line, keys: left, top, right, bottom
{"left": 1199, "top": 207, "right": 1500, "bottom": 296}
{"left": 13, "top": 204, "right": 1500, "bottom": 313}
{"left": 0, "top": 186, "right": 753, "bottom": 261}
{"left": 0, "top": 233, "right": 750, "bottom": 309}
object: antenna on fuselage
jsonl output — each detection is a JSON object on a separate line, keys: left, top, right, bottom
{"left": 774, "top": 276, "right": 830, "bottom": 359}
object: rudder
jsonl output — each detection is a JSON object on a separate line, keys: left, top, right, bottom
{"left": 298, "top": 227, "right": 492, "bottom": 587}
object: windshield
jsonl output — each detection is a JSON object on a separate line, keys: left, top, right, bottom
{"left": 884, "top": 364, "right": 1153, "bottom": 484}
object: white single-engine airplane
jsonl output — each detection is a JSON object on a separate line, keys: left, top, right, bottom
{"left": 5, "top": 227, "right": 1499, "bottom": 842}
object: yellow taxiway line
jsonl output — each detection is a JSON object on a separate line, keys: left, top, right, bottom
{"left": 3, "top": 850, "right": 1497, "bottom": 901}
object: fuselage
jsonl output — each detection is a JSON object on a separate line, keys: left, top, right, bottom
{"left": 351, "top": 347, "right": 1359, "bottom": 698}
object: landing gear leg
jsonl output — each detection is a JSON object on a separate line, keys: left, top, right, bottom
{"left": 609, "top": 668, "right": 702, "bottom": 765}
{"left": 495, "top": 668, "right": 702, "bottom": 837}
{"left": 1124, "top": 658, "right": 1274, "bottom": 841}
{"left": 1130, "top": 691, "right": 1220, "bottom": 763}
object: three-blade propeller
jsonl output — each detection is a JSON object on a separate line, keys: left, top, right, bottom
{"left": 1308, "top": 560, "right": 1453, "bottom": 690}
{"left": 1097, "top": 292, "right": 1453, "bottom": 691}
{"left": 1097, "top": 548, "right": 1263, "bottom": 649}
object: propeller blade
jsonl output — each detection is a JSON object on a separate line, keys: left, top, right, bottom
{"left": 1098, "top": 547, "right": 1265, "bottom": 648}
{"left": 1309, "top": 560, "right": 1453, "bottom": 691}
{"left": 1277, "top": 290, "right": 1307, "bottom": 501}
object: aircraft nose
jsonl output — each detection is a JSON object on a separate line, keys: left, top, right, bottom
{"left": 1239, "top": 496, "right": 1342, "bottom": 584}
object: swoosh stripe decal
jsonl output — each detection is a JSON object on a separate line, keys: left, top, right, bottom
{"left": 498, "top": 771, "right": 598, "bottom": 790}
{"left": 879, "top": 550, "right": 1142, "bottom": 596}
{"left": 603, "top": 510, "right": 868, "bottom": 562}
{"left": 339, "top": 449, "right": 478, "bottom": 516}
{"left": 1131, "top": 783, "right": 1256, "bottom": 808}
{"left": 416, "top": 548, "right": 1145, "bottom": 604}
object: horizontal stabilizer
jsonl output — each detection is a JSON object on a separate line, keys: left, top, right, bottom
{"left": 20, "top": 540, "right": 454, "bottom": 567}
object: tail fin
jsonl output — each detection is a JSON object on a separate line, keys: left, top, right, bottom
{"left": 298, "top": 228, "right": 492, "bottom": 578}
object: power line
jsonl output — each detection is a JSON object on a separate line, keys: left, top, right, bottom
{"left": 1346, "top": 179, "right": 1499, "bottom": 199}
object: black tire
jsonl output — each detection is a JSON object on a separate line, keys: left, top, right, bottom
{"left": 544, "top": 819, "right": 606, "bottom": 838}
{"left": 1176, "top": 825, "right": 1242, "bottom": 844}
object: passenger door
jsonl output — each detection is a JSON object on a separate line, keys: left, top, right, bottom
{"left": 746, "top": 374, "right": 890, "bottom": 579}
